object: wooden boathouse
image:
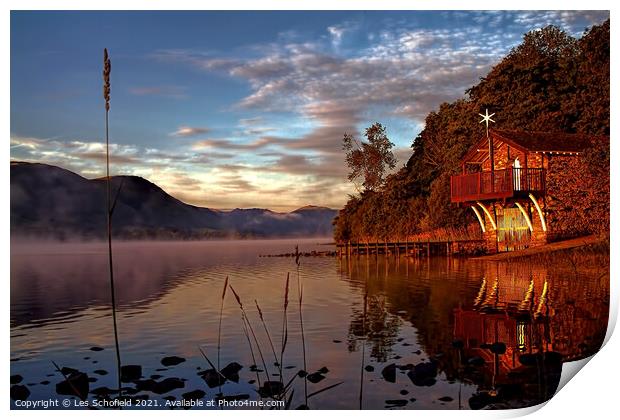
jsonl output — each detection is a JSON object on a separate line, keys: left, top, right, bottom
{"left": 450, "top": 129, "right": 601, "bottom": 253}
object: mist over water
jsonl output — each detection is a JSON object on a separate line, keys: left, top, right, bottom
{"left": 10, "top": 239, "right": 609, "bottom": 409}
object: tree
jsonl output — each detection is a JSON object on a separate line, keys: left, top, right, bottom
{"left": 343, "top": 123, "right": 397, "bottom": 192}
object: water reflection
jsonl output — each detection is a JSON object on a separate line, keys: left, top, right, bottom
{"left": 10, "top": 240, "right": 608, "bottom": 409}
{"left": 340, "top": 254, "right": 609, "bottom": 408}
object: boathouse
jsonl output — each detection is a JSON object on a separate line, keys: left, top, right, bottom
{"left": 450, "top": 129, "right": 597, "bottom": 253}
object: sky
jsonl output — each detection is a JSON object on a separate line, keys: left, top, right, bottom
{"left": 10, "top": 10, "right": 609, "bottom": 211}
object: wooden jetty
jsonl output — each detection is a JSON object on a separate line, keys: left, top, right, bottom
{"left": 336, "top": 239, "right": 486, "bottom": 258}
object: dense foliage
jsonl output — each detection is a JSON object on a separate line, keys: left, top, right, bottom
{"left": 333, "top": 21, "right": 610, "bottom": 242}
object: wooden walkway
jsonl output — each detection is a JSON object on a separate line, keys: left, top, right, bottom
{"left": 336, "top": 239, "right": 485, "bottom": 257}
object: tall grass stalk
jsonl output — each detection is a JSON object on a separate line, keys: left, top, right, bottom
{"left": 217, "top": 276, "right": 229, "bottom": 396}
{"left": 103, "top": 48, "right": 122, "bottom": 397}
{"left": 255, "top": 299, "right": 280, "bottom": 372}
{"left": 229, "top": 284, "right": 270, "bottom": 381}
{"left": 280, "top": 273, "right": 290, "bottom": 385}
{"left": 240, "top": 317, "right": 261, "bottom": 388}
{"left": 295, "top": 245, "right": 308, "bottom": 406}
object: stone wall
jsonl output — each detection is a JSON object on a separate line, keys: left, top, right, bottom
{"left": 480, "top": 140, "right": 544, "bottom": 172}
{"left": 544, "top": 154, "right": 586, "bottom": 240}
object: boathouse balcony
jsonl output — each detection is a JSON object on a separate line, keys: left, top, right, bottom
{"left": 450, "top": 168, "right": 545, "bottom": 203}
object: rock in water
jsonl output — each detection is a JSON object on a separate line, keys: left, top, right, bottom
{"left": 221, "top": 362, "right": 243, "bottom": 382}
{"left": 56, "top": 372, "right": 89, "bottom": 399}
{"left": 385, "top": 399, "right": 408, "bottom": 407}
{"left": 381, "top": 363, "right": 397, "bottom": 383}
{"left": 198, "top": 369, "right": 226, "bottom": 388}
{"left": 182, "top": 390, "right": 206, "bottom": 400}
{"left": 161, "top": 356, "right": 186, "bottom": 367}
{"left": 407, "top": 361, "right": 438, "bottom": 387}
{"left": 120, "top": 365, "right": 142, "bottom": 382}
{"left": 152, "top": 378, "right": 185, "bottom": 394}
{"left": 306, "top": 372, "right": 325, "bottom": 383}
{"left": 258, "top": 381, "right": 284, "bottom": 398}
{"left": 134, "top": 379, "right": 157, "bottom": 392}
{"left": 60, "top": 367, "right": 79, "bottom": 376}
{"left": 10, "top": 375, "right": 23, "bottom": 385}
{"left": 11, "top": 385, "right": 30, "bottom": 400}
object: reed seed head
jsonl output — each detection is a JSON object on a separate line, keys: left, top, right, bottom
{"left": 103, "top": 48, "right": 111, "bottom": 111}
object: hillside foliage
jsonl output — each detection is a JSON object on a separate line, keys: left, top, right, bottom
{"left": 333, "top": 20, "right": 610, "bottom": 242}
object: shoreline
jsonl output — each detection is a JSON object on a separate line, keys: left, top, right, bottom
{"left": 472, "top": 235, "right": 604, "bottom": 261}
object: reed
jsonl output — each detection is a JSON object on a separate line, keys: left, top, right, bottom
{"left": 280, "top": 273, "right": 290, "bottom": 385}
{"left": 255, "top": 299, "right": 280, "bottom": 373}
{"left": 229, "top": 284, "right": 271, "bottom": 382}
{"left": 241, "top": 317, "right": 262, "bottom": 388}
{"left": 295, "top": 245, "right": 308, "bottom": 406}
{"left": 103, "top": 47, "right": 122, "bottom": 397}
{"left": 217, "top": 276, "right": 229, "bottom": 396}
{"left": 51, "top": 361, "right": 85, "bottom": 400}
{"left": 207, "top": 269, "right": 346, "bottom": 409}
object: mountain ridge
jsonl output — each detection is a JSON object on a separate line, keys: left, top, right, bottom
{"left": 10, "top": 161, "right": 338, "bottom": 240}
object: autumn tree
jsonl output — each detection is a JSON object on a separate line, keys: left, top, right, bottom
{"left": 343, "top": 123, "right": 397, "bottom": 192}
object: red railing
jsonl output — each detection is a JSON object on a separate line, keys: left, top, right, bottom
{"left": 450, "top": 168, "right": 545, "bottom": 203}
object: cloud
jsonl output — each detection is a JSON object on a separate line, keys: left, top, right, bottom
{"left": 217, "top": 175, "right": 259, "bottom": 193}
{"left": 170, "top": 126, "right": 210, "bottom": 137}
{"left": 327, "top": 21, "right": 359, "bottom": 47}
{"left": 239, "top": 117, "right": 264, "bottom": 126}
{"left": 192, "top": 137, "right": 278, "bottom": 151}
{"left": 9, "top": 135, "right": 235, "bottom": 178}
{"left": 129, "top": 85, "right": 187, "bottom": 98}
{"left": 155, "top": 29, "right": 500, "bottom": 152}
{"left": 512, "top": 10, "right": 609, "bottom": 34}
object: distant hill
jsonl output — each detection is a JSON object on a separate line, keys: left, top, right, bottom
{"left": 10, "top": 162, "right": 338, "bottom": 240}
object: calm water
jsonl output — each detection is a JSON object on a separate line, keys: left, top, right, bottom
{"left": 10, "top": 239, "right": 609, "bottom": 409}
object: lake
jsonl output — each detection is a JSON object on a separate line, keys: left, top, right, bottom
{"left": 10, "top": 239, "right": 609, "bottom": 410}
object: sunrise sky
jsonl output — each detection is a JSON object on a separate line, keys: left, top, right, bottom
{"left": 10, "top": 10, "right": 609, "bottom": 211}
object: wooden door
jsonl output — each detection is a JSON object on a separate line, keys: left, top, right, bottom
{"left": 497, "top": 207, "right": 531, "bottom": 251}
